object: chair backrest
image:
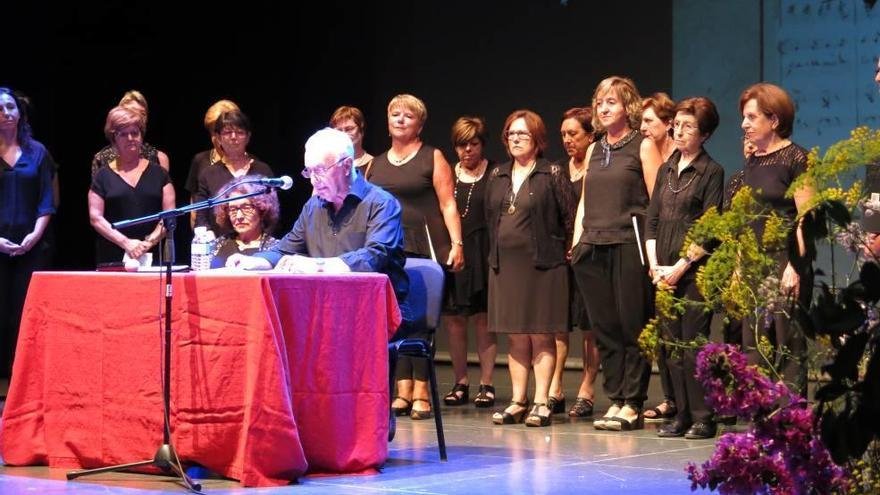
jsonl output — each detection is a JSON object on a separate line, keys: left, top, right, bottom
{"left": 403, "top": 258, "right": 445, "bottom": 331}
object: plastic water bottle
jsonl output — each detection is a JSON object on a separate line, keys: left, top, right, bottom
{"left": 191, "top": 226, "right": 213, "bottom": 271}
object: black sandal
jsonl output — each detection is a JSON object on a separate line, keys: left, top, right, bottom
{"left": 644, "top": 400, "right": 677, "bottom": 422}
{"left": 492, "top": 400, "right": 528, "bottom": 425}
{"left": 392, "top": 396, "right": 412, "bottom": 417}
{"left": 474, "top": 384, "right": 496, "bottom": 408}
{"left": 568, "top": 397, "right": 594, "bottom": 417}
{"left": 443, "top": 383, "right": 469, "bottom": 406}
{"left": 410, "top": 398, "right": 434, "bottom": 420}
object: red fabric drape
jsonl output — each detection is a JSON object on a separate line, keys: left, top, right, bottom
{"left": 0, "top": 271, "right": 400, "bottom": 487}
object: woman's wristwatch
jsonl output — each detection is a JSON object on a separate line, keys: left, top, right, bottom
{"left": 451, "top": 239, "right": 464, "bottom": 247}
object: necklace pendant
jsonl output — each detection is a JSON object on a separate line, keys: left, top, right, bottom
{"left": 507, "top": 204, "right": 516, "bottom": 215}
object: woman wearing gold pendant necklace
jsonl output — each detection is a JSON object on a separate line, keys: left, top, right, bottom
{"left": 485, "top": 110, "right": 577, "bottom": 427}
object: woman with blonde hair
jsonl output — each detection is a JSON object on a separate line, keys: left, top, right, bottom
{"left": 186, "top": 99, "right": 241, "bottom": 203}
{"left": 571, "top": 76, "right": 663, "bottom": 431}
{"left": 367, "top": 94, "right": 464, "bottom": 421}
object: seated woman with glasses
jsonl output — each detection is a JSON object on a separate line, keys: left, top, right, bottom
{"left": 209, "top": 176, "right": 280, "bottom": 268}
{"left": 194, "top": 110, "right": 273, "bottom": 237}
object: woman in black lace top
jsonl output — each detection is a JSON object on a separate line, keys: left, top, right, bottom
{"left": 738, "top": 82, "right": 814, "bottom": 396}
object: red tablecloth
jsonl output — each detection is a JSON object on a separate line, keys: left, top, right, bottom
{"left": 0, "top": 271, "right": 400, "bottom": 487}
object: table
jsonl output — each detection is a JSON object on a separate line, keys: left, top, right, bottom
{"left": 0, "top": 271, "right": 401, "bottom": 487}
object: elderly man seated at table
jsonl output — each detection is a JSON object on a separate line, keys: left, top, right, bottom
{"left": 227, "top": 127, "right": 409, "bottom": 314}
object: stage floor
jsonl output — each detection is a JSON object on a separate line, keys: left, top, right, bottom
{"left": 0, "top": 365, "right": 727, "bottom": 494}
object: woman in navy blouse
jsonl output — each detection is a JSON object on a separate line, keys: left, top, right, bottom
{"left": 0, "top": 87, "right": 56, "bottom": 379}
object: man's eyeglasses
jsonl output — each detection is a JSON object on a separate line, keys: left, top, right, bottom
{"left": 505, "top": 130, "right": 532, "bottom": 141}
{"left": 227, "top": 204, "right": 256, "bottom": 216}
{"left": 301, "top": 156, "right": 349, "bottom": 179}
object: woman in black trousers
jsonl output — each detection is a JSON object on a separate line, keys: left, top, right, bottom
{"left": 571, "top": 76, "right": 663, "bottom": 431}
{"left": 646, "top": 97, "right": 724, "bottom": 439}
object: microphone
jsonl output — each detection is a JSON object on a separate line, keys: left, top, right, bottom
{"left": 253, "top": 176, "right": 294, "bottom": 190}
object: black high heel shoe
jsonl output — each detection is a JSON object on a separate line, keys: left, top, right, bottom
{"left": 568, "top": 397, "right": 594, "bottom": 417}
{"left": 548, "top": 396, "right": 566, "bottom": 415}
{"left": 525, "top": 403, "right": 552, "bottom": 427}
{"left": 492, "top": 400, "right": 529, "bottom": 425}
{"left": 443, "top": 383, "right": 469, "bottom": 406}
{"left": 474, "top": 384, "right": 496, "bottom": 408}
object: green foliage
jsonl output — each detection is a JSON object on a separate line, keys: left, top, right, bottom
{"left": 790, "top": 126, "right": 880, "bottom": 212}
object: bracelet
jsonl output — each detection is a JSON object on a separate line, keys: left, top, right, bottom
{"left": 451, "top": 240, "right": 464, "bottom": 246}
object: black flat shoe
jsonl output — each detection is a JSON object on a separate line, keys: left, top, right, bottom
{"left": 474, "top": 384, "right": 496, "bottom": 408}
{"left": 657, "top": 420, "right": 690, "bottom": 438}
{"left": 392, "top": 396, "right": 412, "bottom": 417}
{"left": 443, "top": 383, "right": 469, "bottom": 406}
{"left": 525, "top": 403, "right": 552, "bottom": 427}
{"left": 684, "top": 422, "right": 717, "bottom": 439}
{"left": 548, "top": 396, "right": 566, "bottom": 415}
{"left": 568, "top": 397, "right": 594, "bottom": 417}
{"left": 410, "top": 398, "right": 434, "bottom": 420}
{"left": 492, "top": 400, "right": 528, "bottom": 425}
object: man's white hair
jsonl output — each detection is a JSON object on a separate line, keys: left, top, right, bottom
{"left": 304, "top": 127, "right": 355, "bottom": 171}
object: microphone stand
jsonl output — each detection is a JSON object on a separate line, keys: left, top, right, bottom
{"left": 66, "top": 186, "right": 276, "bottom": 493}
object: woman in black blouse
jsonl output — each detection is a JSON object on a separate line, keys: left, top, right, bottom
{"left": 646, "top": 97, "right": 724, "bottom": 439}
{"left": 738, "top": 82, "right": 814, "bottom": 397}
{"left": 486, "top": 110, "right": 576, "bottom": 427}
{"left": 194, "top": 110, "right": 274, "bottom": 237}
{"left": 571, "top": 76, "right": 663, "bottom": 431}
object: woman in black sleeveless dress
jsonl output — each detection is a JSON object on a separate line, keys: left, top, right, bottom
{"left": 442, "top": 117, "right": 496, "bottom": 408}
{"left": 366, "top": 94, "right": 464, "bottom": 421}
{"left": 571, "top": 77, "right": 663, "bottom": 431}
